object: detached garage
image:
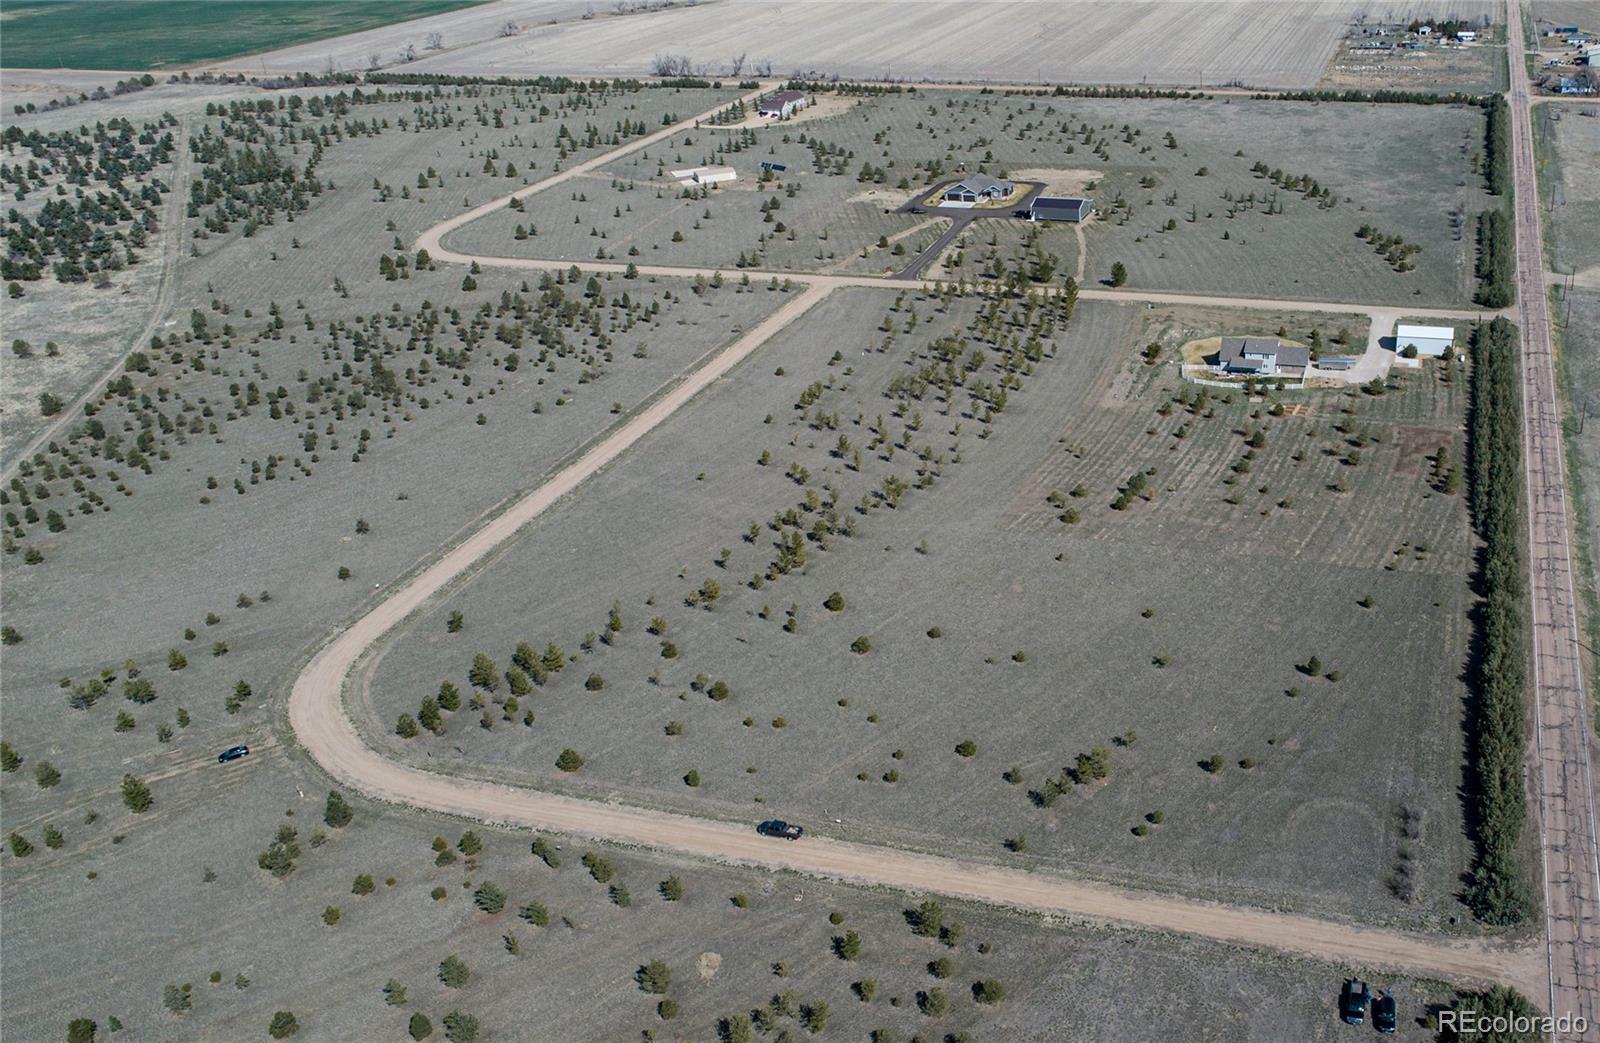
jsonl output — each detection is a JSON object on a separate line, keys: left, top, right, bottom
{"left": 1394, "top": 323, "right": 1455, "bottom": 357}
{"left": 1027, "top": 196, "right": 1092, "bottom": 223}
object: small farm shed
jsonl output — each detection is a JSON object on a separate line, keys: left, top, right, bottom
{"left": 1027, "top": 196, "right": 1092, "bottom": 222}
{"left": 1216, "top": 337, "right": 1309, "bottom": 375}
{"left": 671, "top": 165, "right": 737, "bottom": 186}
{"left": 1394, "top": 323, "right": 1454, "bottom": 356}
{"left": 758, "top": 90, "right": 807, "bottom": 118}
{"left": 943, "top": 174, "right": 1013, "bottom": 204}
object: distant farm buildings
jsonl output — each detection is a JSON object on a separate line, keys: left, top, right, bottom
{"left": 758, "top": 90, "right": 807, "bottom": 119}
{"left": 942, "top": 174, "right": 1013, "bottom": 205}
{"left": 1215, "top": 337, "right": 1310, "bottom": 376}
{"left": 671, "top": 164, "right": 737, "bottom": 187}
{"left": 1394, "top": 323, "right": 1455, "bottom": 357}
{"left": 1026, "top": 196, "right": 1092, "bottom": 223}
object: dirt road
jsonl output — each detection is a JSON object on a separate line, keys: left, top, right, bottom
{"left": 282, "top": 70, "right": 1557, "bottom": 998}
{"left": 1507, "top": 5, "right": 1600, "bottom": 1036}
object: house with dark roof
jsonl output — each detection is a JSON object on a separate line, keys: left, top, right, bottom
{"left": 1215, "top": 337, "right": 1310, "bottom": 376}
{"left": 758, "top": 90, "right": 807, "bottom": 118}
{"left": 1026, "top": 196, "right": 1092, "bottom": 223}
{"left": 942, "top": 174, "right": 1013, "bottom": 204}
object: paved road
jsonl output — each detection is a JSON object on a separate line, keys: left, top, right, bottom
{"left": 887, "top": 180, "right": 1045, "bottom": 280}
{"left": 1, "top": 120, "right": 191, "bottom": 481}
{"left": 1507, "top": 6, "right": 1600, "bottom": 1036}
{"left": 292, "top": 74, "right": 1554, "bottom": 998}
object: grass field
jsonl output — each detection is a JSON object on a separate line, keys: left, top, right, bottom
{"left": 449, "top": 89, "right": 1495, "bottom": 307}
{"left": 0, "top": 68, "right": 1511, "bottom": 1037}
{"left": 356, "top": 287, "right": 1477, "bottom": 928}
{"left": 0, "top": 0, "right": 488, "bottom": 71}
{"left": 0, "top": 759, "right": 1458, "bottom": 1042}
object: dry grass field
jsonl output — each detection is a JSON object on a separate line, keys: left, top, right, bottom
{"left": 386, "top": 0, "right": 1495, "bottom": 88}
{"left": 448, "top": 89, "right": 1495, "bottom": 307}
{"left": 355, "top": 287, "right": 1477, "bottom": 928}
{"left": 0, "top": 41, "right": 1524, "bottom": 1039}
{"left": 0, "top": 762, "right": 1457, "bottom": 1043}
{"left": 0, "top": 79, "right": 735, "bottom": 470}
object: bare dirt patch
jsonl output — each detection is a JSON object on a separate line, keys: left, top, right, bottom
{"left": 1392, "top": 426, "right": 1455, "bottom": 477}
{"left": 1007, "top": 167, "right": 1102, "bottom": 196}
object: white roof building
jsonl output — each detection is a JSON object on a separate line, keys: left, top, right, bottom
{"left": 1394, "top": 323, "right": 1455, "bottom": 357}
{"left": 671, "top": 165, "right": 737, "bottom": 186}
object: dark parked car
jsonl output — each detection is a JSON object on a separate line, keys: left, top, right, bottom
{"left": 217, "top": 744, "right": 250, "bottom": 763}
{"left": 1372, "top": 992, "right": 1397, "bottom": 1034}
{"left": 756, "top": 819, "right": 803, "bottom": 840}
{"left": 1340, "top": 979, "right": 1371, "bottom": 1025}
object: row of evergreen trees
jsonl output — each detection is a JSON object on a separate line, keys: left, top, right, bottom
{"left": 1474, "top": 208, "right": 1515, "bottom": 308}
{"left": 1483, "top": 94, "right": 1511, "bottom": 197}
{"left": 1465, "top": 317, "right": 1531, "bottom": 926}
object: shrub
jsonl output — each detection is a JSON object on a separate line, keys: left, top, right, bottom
{"left": 409, "top": 1012, "right": 433, "bottom": 1040}
{"left": 442, "top": 1010, "right": 479, "bottom": 1043}
{"left": 322, "top": 906, "right": 341, "bottom": 926}
{"left": 34, "top": 761, "right": 60, "bottom": 788}
{"left": 683, "top": 769, "right": 700, "bottom": 787}
{"left": 323, "top": 790, "right": 353, "bottom": 828}
{"left": 431, "top": 886, "right": 447, "bottom": 901}
{"left": 268, "top": 1012, "right": 299, "bottom": 1038}
{"left": 850, "top": 635, "right": 872, "bottom": 654}
{"left": 636, "top": 959, "right": 672, "bottom": 994}
{"left": 584, "top": 672, "right": 605, "bottom": 691}
{"left": 474, "top": 881, "right": 507, "bottom": 914}
{"left": 824, "top": 592, "right": 845, "bottom": 611}
{"left": 973, "top": 979, "right": 1007, "bottom": 1004}
{"left": 383, "top": 979, "right": 407, "bottom": 1005}
{"left": 121, "top": 774, "right": 153, "bottom": 812}
{"left": 352, "top": 874, "right": 375, "bottom": 895}
{"left": 954, "top": 739, "right": 977, "bottom": 758}
{"left": 556, "top": 748, "right": 584, "bottom": 772}
{"left": 438, "top": 955, "right": 470, "bottom": 988}
{"left": 68, "top": 1019, "right": 97, "bottom": 1043}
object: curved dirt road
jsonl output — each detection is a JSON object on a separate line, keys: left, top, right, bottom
{"left": 286, "top": 78, "right": 1551, "bottom": 996}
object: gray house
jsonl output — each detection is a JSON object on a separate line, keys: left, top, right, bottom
{"left": 1215, "top": 337, "right": 1309, "bottom": 376}
{"left": 1027, "top": 196, "right": 1092, "bottom": 222}
{"left": 943, "top": 174, "right": 1013, "bottom": 203}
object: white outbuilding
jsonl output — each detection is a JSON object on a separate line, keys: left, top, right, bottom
{"left": 671, "top": 164, "right": 737, "bottom": 186}
{"left": 1394, "top": 323, "right": 1455, "bottom": 357}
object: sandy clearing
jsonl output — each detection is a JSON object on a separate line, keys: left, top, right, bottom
{"left": 1007, "top": 168, "right": 1103, "bottom": 197}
